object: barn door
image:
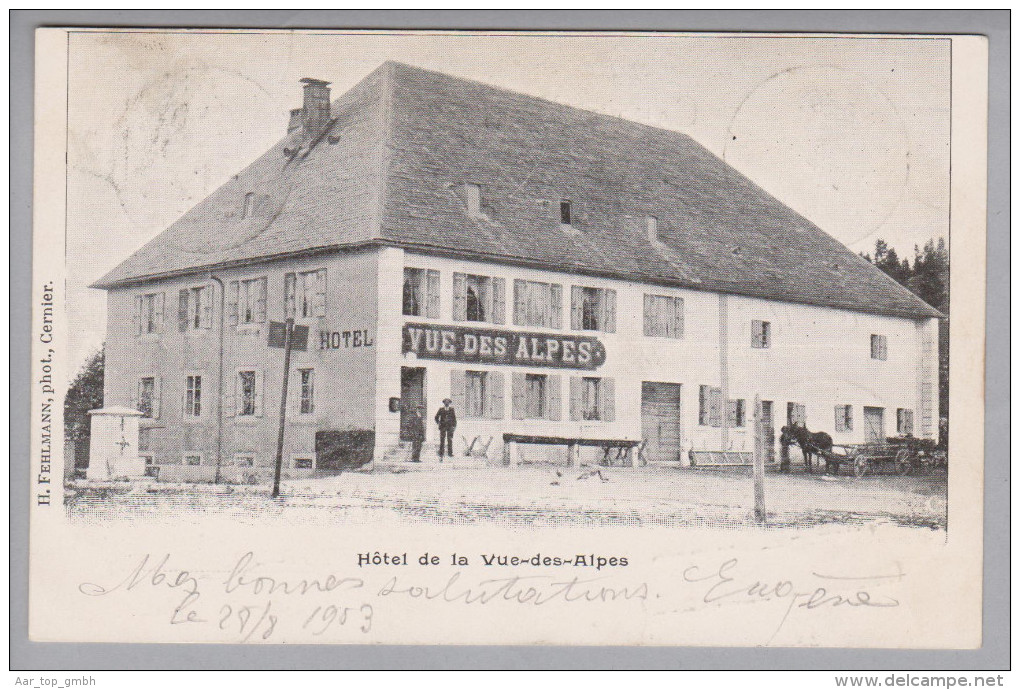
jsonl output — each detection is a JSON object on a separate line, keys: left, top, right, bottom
{"left": 760, "top": 400, "right": 775, "bottom": 463}
{"left": 863, "top": 407, "right": 885, "bottom": 443}
{"left": 641, "top": 382, "right": 683, "bottom": 463}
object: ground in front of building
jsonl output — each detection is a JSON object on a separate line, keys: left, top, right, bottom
{"left": 66, "top": 465, "right": 947, "bottom": 530}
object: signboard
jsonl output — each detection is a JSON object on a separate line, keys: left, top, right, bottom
{"left": 402, "top": 323, "right": 606, "bottom": 370}
{"left": 267, "top": 321, "right": 309, "bottom": 351}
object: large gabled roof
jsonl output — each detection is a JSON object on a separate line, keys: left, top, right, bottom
{"left": 94, "top": 62, "right": 941, "bottom": 320}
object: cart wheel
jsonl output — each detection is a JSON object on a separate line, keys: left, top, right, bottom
{"left": 853, "top": 454, "right": 870, "bottom": 478}
{"left": 895, "top": 449, "right": 913, "bottom": 476}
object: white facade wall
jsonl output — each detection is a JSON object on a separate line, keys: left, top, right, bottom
{"left": 375, "top": 251, "right": 939, "bottom": 464}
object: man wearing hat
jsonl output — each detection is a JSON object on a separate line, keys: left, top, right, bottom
{"left": 435, "top": 398, "right": 457, "bottom": 460}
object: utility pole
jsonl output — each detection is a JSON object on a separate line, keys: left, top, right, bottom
{"left": 272, "top": 317, "right": 294, "bottom": 498}
{"left": 753, "top": 395, "right": 766, "bottom": 526}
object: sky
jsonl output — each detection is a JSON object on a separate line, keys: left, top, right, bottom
{"left": 63, "top": 30, "right": 951, "bottom": 372}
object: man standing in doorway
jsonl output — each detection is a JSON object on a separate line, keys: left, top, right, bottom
{"left": 408, "top": 405, "right": 426, "bottom": 463}
{"left": 435, "top": 398, "right": 457, "bottom": 460}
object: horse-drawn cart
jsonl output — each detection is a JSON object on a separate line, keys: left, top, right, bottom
{"left": 838, "top": 443, "right": 914, "bottom": 477}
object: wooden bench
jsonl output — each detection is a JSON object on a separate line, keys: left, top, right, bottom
{"left": 502, "top": 433, "right": 641, "bottom": 467}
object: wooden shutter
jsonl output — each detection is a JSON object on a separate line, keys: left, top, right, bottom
{"left": 254, "top": 370, "right": 265, "bottom": 416}
{"left": 199, "top": 288, "right": 212, "bottom": 329}
{"left": 674, "top": 297, "right": 684, "bottom": 338}
{"left": 709, "top": 387, "right": 722, "bottom": 427}
{"left": 256, "top": 278, "right": 268, "bottom": 323}
{"left": 570, "top": 286, "right": 583, "bottom": 330}
{"left": 178, "top": 289, "right": 190, "bottom": 331}
{"left": 569, "top": 376, "right": 582, "bottom": 421}
{"left": 450, "top": 370, "right": 466, "bottom": 414}
{"left": 491, "top": 277, "right": 506, "bottom": 324}
{"left": 727, "top": 400, "right": 738, "bottom": 427}
{"left": 228, "top": 282, "right": 239, "bottom": 326}
{"left": 547, "top": 375, "right": 562, "bottom": 421}
{"left": 699, "top": 386, "right": 709, "bottom": 425}
{"left": 314, "top": 269, "right": 327, "bottom": 317}
{"left": 880, "top": 336, "right": 888, "bottom": 360}
{"left": 513, "top": 279, "right": 526, "bottom": 326}
{"left": 452, "top": 273, "right": 467, "bottom": 321}
{"left": 511, "top": 372, "right": 526, "bottom": 420}
{"left": 152, "top": 376, "right": 162, "bottom": 419}
{"left": 905, "top": 409, "right": 914, "bottom": 435}
{"left": 133, "top": 295, "right": 142, "bottom": 335}
{"left": 643, "top": 294, "right": 654, "bottom": 336}
{"left": 834, "top": 405, "right": 844, "bottom": 432}
{"left": 488, "top": 371, "right": 504, "bottom": 419}
{"left": 601, "top": 377, "right": 615, "bottom": 422}
{"left": 284, "top": 273, "right": 296, "bottom": 318}
{"left": 155, "top": 293, "right": 165, "bottom": 332}
{"left": 426, "top": 270, "right": 440, "bottom": 318}
{"left": 549, "top": 283, "right": 563, "bottom": 329}
{"left": 602, "top": 289, "right": 616, "bottom": 333}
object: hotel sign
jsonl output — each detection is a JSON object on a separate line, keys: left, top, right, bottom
{"left": 403, "top": 323, "right": 606, "bottom": 370}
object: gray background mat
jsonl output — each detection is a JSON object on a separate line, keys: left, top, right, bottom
{"left": 10, "top": 9, "right": 1009, "bottom": 670}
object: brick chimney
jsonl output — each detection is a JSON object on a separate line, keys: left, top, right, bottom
{"left": 300, "top": 78, "right": 331, "bottom": 138}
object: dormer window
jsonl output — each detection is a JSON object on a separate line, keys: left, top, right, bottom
{"left": 242, "top": 192, "right": 255, "bottom": 219}
{"left": 646, "top": 216, "right": 658, "bottom": 242}
{"left": 465, "top": 183, "right": 481, "bottom": 216}
{"left": 560, "top": 200, "right": 572, "bottom": 226}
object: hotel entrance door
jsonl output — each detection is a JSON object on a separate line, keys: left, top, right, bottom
{"left": 400, "top": 367, "right": 426, "bottom": 441}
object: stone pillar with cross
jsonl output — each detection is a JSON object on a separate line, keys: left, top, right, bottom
{"left": 87, "top": 407, "right": 146, "bottom": 480}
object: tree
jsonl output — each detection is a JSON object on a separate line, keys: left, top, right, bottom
{"left": 65, "top": 347, "right": 104, "bottom": 464}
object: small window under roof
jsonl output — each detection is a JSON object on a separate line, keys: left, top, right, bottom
{"left": 465, "top": 183, "right": 481, "bottom": 216}
{"left": 242, "top": 192, "right": 255, "bottom": 219}
{"left": 646, "top": 216, "right": 659, "bottom": 242}
{"left": 560, "top": 200, "right": 572, "bottom": 226}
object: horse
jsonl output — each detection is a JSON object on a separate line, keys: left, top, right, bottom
{"left": 780, "top": 423, "right": 834, "bottom": 474}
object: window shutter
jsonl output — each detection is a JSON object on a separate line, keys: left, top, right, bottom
{"left": 255, "top": 370, "right": 265, "bottom": 416}
{"left": 153, "top": 377, "right": 162, "bottom": 419}
{"left": 228, "top": 282, "right": 239, "bottom": 326}
{"left": 314, "top": 269, "right": 327, "bottom": 317}
{"left": 284, "top": 273, "right": 296, "bottom": 318}
{"left": 513, "top": 279, "right": 526, "bottom": 326}
{"left": 547, "top": 375, "right": 562, "bottom": 421}
{"left": 488, "top": 371, "right": 504, "bottom": 419}
{"left": 450, "top": 370, "right": 467, "bottom": 414}
{"left": 133, "top": 296, "right": 142, "bottom": 335}
{"left": 602, "top": 289, "right": 616, "bottom": 333}
{"left": 699, "top": 385, "right": 708, "bottom": 425}
{"left": 846, "top": 406, "right": 852, "bottom": 431}
{"left": 426, "top": 270, "right": 441, "bottom": 318}
{"left": 200, "top": 289, "right": 213, "bottom": 329}
{"left": 452, "top": 273, "right": 467, "bottom": 321}
{"left": 570, "top": 286, "right": 583, "bottom": 330}
{"left": 709, "top": 387, "right": 722, "bottom": 427}
{"left": 834, "top": 405, "right": 843, "bottom": 432}
{"left": 511, "top": 372, "right": 526, "bottom": 420}
{"left": 601, "top": 377, "right": 615, "bottom": 422}
{"left": 569, "top": 376, "right": 582, "bottom": 421}
{"left": 643, "top": 294, "right": 654, "bottom": 336}
{"left": 155, "top": 293, "right": 165, "bottom": 332}
{"left": 881, "top": 337, "right": 888, "bottom": 360}
{"left": 763, "top": 322, "right": 771, "bottom": 348}
{"left": 905, "top": 410, "right": 914, "bottom": 435}
{"left": 491, "top": 277, "right": 506, "bottom": 325}
{"left": 727, "top": 400, "right": 737, "bottom": 427}
{"left": 674, "top": 297, "right": 684, "bottom": 338}
{"left": 549, "top": 283, "right": 563, "bottom": 329}
{"left": 798, "top": 404, "right": 807, "bottom": 426}
{"left": 256, "top": 278, "right": 268, "bottom": 323}
{"left": 178, "top": 290, "right": 190, "bottom": 331}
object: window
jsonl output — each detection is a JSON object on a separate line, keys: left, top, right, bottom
{"left": 453, "top": 273, "right": 505, "bottom": 323}
{"left": 402, "top": 268, "right": 440, "bottom": 318}
{"left": 513, "top": 279, "right": 562, "bottom": 328}
{"left": 787, "top": 402, "right": 807, "bottom": 427}
{"left": 285, "top": 269, "right": 327, "bottom": 319}
{"left": 178, "top": 286, "right": 211, "bottom": 331}
{"left": 560, "top": 200, "right": 571, "bottom": 225}
{"left": 727, "top": 399, "right": 746, "bottom": 428}
{"left": 298, "top": 368, "right": 314, "bottom": 415}
{"left": 835, "top": 404, "right": 853, "bottom": 432}
{"left": 135, "top": 292, "right": 164, "bottom": 335}
{"left": 698, "top": 385, "right": 722, "bottom": 427}
{"left": 752, "top": 320, "right": 771, "bottom": 349}
{"left": 242, "top": 192, "right": 255, "bottom": 219}
{"left": 570, "top": 286, "right": 616, "bottom": 333}
{"left": 525, "top": 374, "right": 547, "bottom": 419}
{"left": 233, "top": 453, "right": 255, "bottom": 467}
{"left": 138, "top": 377, "right": 156, "bottom": 418}
{"left": 464, "top": 183, "right": 482, "bottom": 216}
{"left": 228, "top": 277, "right": 267, "bottom": 326}
{"left": 238, "top": 370, "right": 257, "bottom": 416}
{"left": 643, "top": 294, "right": 684, "bottom": 338}
{"left": 571, "top": 376, "right": 615, "bottom": 422}
{"left": 292, "top": 456, "right": 315, "bottom": 470}
{"left": 897, "top": 408, "right": 915, "bottom": 436}
{"left": 646, "top": 216, "right": 659, "bottom": 242}
{"left": 465, "top": 371, "right": 487, "bottom": 417}
{"left": 184, "top": 375, "right": 202, "bottom": 417}
{"left": 871, "top": 334, "right": 888, "bottom": 360}
{"left": 183, "top": 454, "right": 202, "bottom": 466}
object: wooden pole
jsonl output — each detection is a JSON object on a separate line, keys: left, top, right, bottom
{"left": 753, "top": 394, "right": 766, "bottom": 525}
{"left": 272, "top": 318, "right": 294, "bottom": 499}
